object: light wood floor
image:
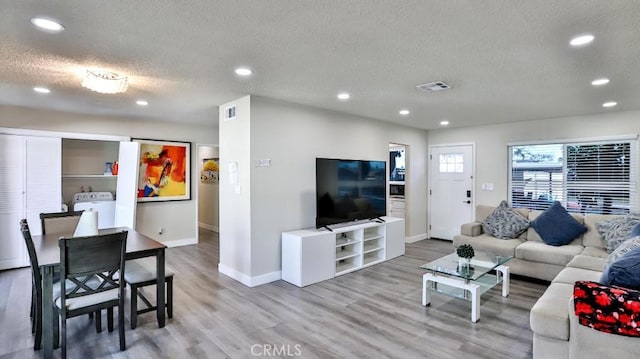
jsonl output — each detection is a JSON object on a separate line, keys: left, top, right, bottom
{"left": 0, "top": 230, "right": 547, "bottom": 359}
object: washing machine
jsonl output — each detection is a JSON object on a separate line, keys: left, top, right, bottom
{"left": 72, "top": 192, "right": 116, "bottom": 229}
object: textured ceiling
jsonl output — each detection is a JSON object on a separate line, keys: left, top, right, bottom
{"left": 0, "top": 1, "right": 638, "bottom": 129}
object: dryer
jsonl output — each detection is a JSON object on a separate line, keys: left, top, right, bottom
{"left": 72, "top": 192, "right": 116, "bottom": 229}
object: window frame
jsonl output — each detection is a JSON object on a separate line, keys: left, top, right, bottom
{"left": 507, "top": 135, "right": 639, "bottom": 214}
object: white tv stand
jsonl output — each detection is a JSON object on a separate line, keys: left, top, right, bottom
{"left": 281, "top": 217, "right": 405, "bottom": 287}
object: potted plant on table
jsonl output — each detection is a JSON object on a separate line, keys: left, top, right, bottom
{"left": 456, "top": 244, "right": 475, "bottom": 271}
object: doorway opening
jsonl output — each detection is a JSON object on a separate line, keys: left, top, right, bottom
{"left": 196, "top": 144, "right": 219, "bottom": 234}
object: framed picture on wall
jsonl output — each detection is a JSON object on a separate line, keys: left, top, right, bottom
{"left": 133, "top": 138, "right": 191, "bottom": 202}
{"left": 200, "top": 158, "right": 219, "bottom": 184}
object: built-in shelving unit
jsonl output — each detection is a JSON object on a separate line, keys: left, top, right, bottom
{"left": 281, "top": 217, "right": 405, "bottom": 287}
{"left": 62, "top": 139, "right": 120, "bottom": 205}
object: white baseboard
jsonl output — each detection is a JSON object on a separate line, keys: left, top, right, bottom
{"left": 406, "top": 233, "right": 427, "bottom": 243}
{"left": 198, "top": 222, "right": 219, "bottom": 232}
{"left": 218, "top": 263, "right": 281, "bottom": 287}
{"left": 162, "top": 237, "right": 197, "bottom": 248}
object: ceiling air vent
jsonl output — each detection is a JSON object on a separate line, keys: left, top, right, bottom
{"left": 416, "top": 81, "right": 451, "bottom": 92}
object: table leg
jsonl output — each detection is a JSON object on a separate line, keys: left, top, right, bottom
{"left": 497, "top": 265, "right": 510, "bottom": 297}
{"left": 470, "top": 285, "right": 480, "bottom": 323}
{"left": 41, "top": 266, "right": 53, "bottom": 359}
{"left": 422, "top": 273, "right": 432, "bottom": 306}
{"left": 157, "top": 249, "right": 165, "bottom": 327}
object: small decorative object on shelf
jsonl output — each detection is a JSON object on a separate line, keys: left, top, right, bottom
{"left": 104, "top": 162, "right": 113, "bottom": 176}
{"left": 456, "top": 244, "right": 475, "bottom": 272}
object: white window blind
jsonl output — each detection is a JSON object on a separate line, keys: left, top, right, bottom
{"left": 509, "top": 139, "right": 637, "bottom": 214}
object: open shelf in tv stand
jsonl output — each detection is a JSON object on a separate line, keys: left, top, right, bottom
{"left": 281, "top": 217, "right": 405, "bottom": 287}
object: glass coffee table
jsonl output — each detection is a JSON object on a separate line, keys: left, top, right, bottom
{"left": 419, "top": 250, "right": 512, "bottom": 322}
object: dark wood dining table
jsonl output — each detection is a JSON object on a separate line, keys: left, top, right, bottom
{"left": 32, "top": 227, "right": 167, "bottom": 359}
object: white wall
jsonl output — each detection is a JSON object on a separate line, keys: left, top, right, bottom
{"left": 218, "top": 96, "right": 253, "bottom": 279}
{"left": 428, "top": 110, "right": 640, "bottom": 208}
{"left": 197, "top": 145, "right": 220, "bottom": 231}
{"left": 218, "top": 96, "right": 428, "bottom": 284}
{"left": 0, "top": 104, "right": 218, "bottom": 245}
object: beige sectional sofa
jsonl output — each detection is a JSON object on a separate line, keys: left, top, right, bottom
{"left": 453, "top": 204, "right": 640, "bottom": 359}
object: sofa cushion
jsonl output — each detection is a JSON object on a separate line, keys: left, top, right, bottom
{"left": 596, "top": 212, "right": 640, "bottom": 253}
{"left": 530, "top": 282, "right": 574, "bottom": 340}
{"left": 460, "top": 222, "right": 482, "bottom": 237}
{"left": 600, "top": 246, "right": 640, "bottom": 290}
{"left": 580, "top": 246, "right": 608, "bottom": 258}
{"left": 605, "top": 236, "right": 640, "bottom": 267}
{"left": 552, "top": 267, "right": 603, "bottom": 285}
{"left": 515, "top": 241, "right": 584, "bottom": 266}
{"left": 453, "top": 234, "right": 523, "bottom": 258}
{"left": 482, "top": 200, "right": 529, "bottom": 239}
{"left": 574, "top": 281, "right": 640, "bottom": 337}
{"left": 583, "top": 214, "right": 620, "bottom": 249}
{"left": 529, "top": 201, "right": 587, "bottom": 246}
{"left": 566, "top": 255, "right": 606, "bottom": 272}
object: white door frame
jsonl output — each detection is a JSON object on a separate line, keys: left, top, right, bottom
{"left": 428, "top": 142, "right": 476, "bottom": 239}
{"left": 195, "top": 143, "right": 220, "bottom": 243}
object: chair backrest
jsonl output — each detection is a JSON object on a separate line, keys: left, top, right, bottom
{"left": 40, "top": 211, "right": 84, "bottom": 235}
{"left": 59, "top": 231, "right": 128, "bottom": 301}
{"left": 20, "top": 219, "right": 41, "bottom": 287}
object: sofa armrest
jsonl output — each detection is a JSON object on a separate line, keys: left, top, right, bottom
{"left": 573, "top": 281, "right": 640, "bottom": 337}
{"left": 461, "top": 222, "right": 483, "bottom": 237}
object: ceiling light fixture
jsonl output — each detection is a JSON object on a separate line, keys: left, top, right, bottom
{"left": 33, "top": 86, "right": 50, "bottom": 94}
{"left": 31, "top": 17, "right": 64, "bottom": 32}
{"left": 399, "top": 109, "right": 410, "bottom": 116}
{"left": 235, "top": 67, "right": 252, "bottom": 76}
{"left": 591, "top": 78, "right": 610, "bottom": 86}
{"left": 439, "top": 120, "right": 450, "bottom": 126}
{"left": 81, "top": 70, "right": 128, "bottom": 94}
{"left": 602, "top": 101, "right": 617, "bottom": 108}
{"left": 570, "top": 34, "right": 594, "bottom": 47}
{"left": 337, "top": 92, "right": 350, "bottom": 101}
{"left": 136, "top": 100, "right": 148, "bottom": 106}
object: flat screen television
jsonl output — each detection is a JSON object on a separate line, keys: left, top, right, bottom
{"left": 316, "top": 158, "right": 386, "bottom": 228}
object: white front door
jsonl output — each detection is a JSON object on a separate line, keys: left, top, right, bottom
{"left": 429, "top": 144, "right": 474, "bottom": 240}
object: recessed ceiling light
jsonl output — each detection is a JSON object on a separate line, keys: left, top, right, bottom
{"left": 602, "top": 101, "right": 617, "bottom": 108}
{"left": 31, "top": 17, "right": 64, "bottom": 32}
{"left": 439, "top": 120, "right": 450, "bottom": 126}
{"left": 337, "top": 92, "right": 350, "bottom": 100}
{"left": 33, "top": 87, "right": 50, "bottom": 94}
{"left": 234, "top": 67, "right": 252, "bottom": 76}
{"left": 591, "top": 78, "right": 610, "bottom": 86}
{"left": 136, "top": 100, "right": 148, "bottom": 106}
{"left": 399, "top": 109, "right": 410, "bottom": 116}
{"left": 570, "top": 34, "right": 594, "bottom": 47}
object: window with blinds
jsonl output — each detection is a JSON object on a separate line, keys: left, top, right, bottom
{"left": 508, "top": 139, "right": 637, "bottom": 214}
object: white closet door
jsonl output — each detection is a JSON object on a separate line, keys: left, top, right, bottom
{"left": 114, "top": 141, "right": 140, "bottom": 229}
{"left": 25, "top": 136, "right": 62, "bottom": 236}
{"left": 0, "top": 134, "right": 27, "bottom": 270}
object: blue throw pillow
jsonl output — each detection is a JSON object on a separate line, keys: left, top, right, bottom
{"left": 632, "top": 222, "right": 640, "bottom": 237}
{"left": 530, "top": 201, "right": 587, "bottom": 246}
{"left": 600, "top": 246, "right": 640, "bottom": 290}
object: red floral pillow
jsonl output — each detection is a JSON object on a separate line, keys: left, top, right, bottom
{"left": 573, "top": 281, "right": 640, "bottom": 337}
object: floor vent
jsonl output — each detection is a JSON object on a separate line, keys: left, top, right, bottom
{"left": 416, "top": 81, "right": 451, "bottom": 92}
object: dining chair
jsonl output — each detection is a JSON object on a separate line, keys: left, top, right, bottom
{"left": 40, "top": 211, "right": 106, "bottom": 328}
{"left": 20, "top": 219, "right": 103, "bottom": 351}
{"left": 40, "top": 211, "right": 84, "bottom": 235}
{"left": 56, "top": 230, "right": 128, "bottom": 359}
{"left": 124, "top": 259, "right": 174, "bottom": 329}
{"left": 21, "top": 219, "right": 46, "bottom": 350}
